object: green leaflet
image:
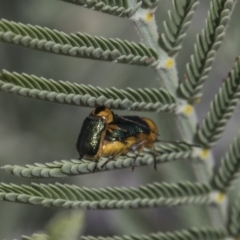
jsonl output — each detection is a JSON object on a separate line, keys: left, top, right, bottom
{"left": 197, "top": 55, "right": 240, "bottom": 147}
{"left": 2, "top": 142, "right": 197, "bottom": 178}
{"left": 59, "top": 0, "right": 142, "bottom": 18}
{"left": 1, "top": 0, "right": 240, "bottom": 239}
{"left": 159, "top": 0, "right": 199, "bottom": 56}
{"left": 0, "top": 19, "right": 158, "bottom": 66}
{"left": 212, "top": 130, "right": 240, "bottom": 192}
{"left": 179, "top": 0, "right": 235, "bottom": 101}
{"left": 0, "top": 70, "right": 177, "bottom": 112}
{"left": 0, "top": 182, "right": 211, "bottom": 209}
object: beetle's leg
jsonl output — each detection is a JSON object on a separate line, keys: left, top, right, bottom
{"left": 131, "top": 145, "right": 144, "bottom": 171}
{"left": 131, "top": 154, "right": 138, "bottom": 172}
{"left": 128, "top": 139, "right": 146, "bottom": 171}
{"left": 92, "top": 160, "right": 99, "bottom": 172}
{"left": 100, "top": 156, "right": 114, "bottom": 170}
{"left": 131, "top": 150, "right": 140, "bottom": 172}
{"left": 151, "top": 145, "right": 157, "bottom": 170}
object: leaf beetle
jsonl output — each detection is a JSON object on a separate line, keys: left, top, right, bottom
{"left": 76, "top": 106, "right": 158, "bottom": 170}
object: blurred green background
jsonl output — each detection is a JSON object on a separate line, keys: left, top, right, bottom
{"left": 0, "top": 1, "right": 240, "bottom": 239}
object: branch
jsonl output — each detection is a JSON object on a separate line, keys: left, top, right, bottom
{"left": 159, "top": 0, "right": 199, "bottom": 56}
{"left": 0, "top": 19, "right": 159, "bottom": 67}
{"left": 130, "top": 0, "right": 227, "bottom": 227}
{"left": 179, "top": 0, "right": 235, "bottom": 102}
{"left": 0, "top": 181, "right": 211, "bottom": 209}
{"left": 0, "top": 70, "right": 177, "bottom": 112}
{"left": 2, "top": 143, "right": 198, "bottom": 178}
{"left": 197, "top": 55, "right": 240, "bottom": 147}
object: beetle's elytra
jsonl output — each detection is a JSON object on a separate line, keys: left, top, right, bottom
{"left": 76, "top": 106, "right": 158, "bottom": 170}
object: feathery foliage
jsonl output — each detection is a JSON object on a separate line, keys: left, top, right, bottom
{"left": 159, "top": 0, "right": 199, "bottom": 56}
{"left": 179, "top": 0, "right": 235, "bottom": 102}
{"left": 0, "top": 70, "right": 177, "bottom": 112}
{"left": 197, "top": 55, "right": 240, "bottom": 147}
{"left": 0, "top": 19, "right": 159, "bottom": 67}
{"left": 0, "top": 181, "right": 211, "bottom": 209}
{"left": 59, "top": 0, "right": 142, "bottom": 18}
{"left": 1, "top": 0, "right": 240, "bottom": 239}
{"left": 212, "top": 129, "right": 240, "bottom": 192}
{"left": 2, "top": 142, "right": 197, "bottom": 178}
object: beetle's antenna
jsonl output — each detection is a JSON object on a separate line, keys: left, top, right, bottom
{"left": 117, "top": 116, "right": 201, "bottom": 148}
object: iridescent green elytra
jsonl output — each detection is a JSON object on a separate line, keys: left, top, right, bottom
{"left": 76, "top": 115, "right": 106, "bottom": 158}
{"left": 76, "top": 106, "right": 114, "bottom": 159}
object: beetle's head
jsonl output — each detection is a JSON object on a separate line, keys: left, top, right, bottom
{"left": 90, "top": 106, "right": 114, "bottom": 123}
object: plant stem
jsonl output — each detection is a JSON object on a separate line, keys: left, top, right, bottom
{"left": 129, "top": 1, "right": 226, "bottom": 228}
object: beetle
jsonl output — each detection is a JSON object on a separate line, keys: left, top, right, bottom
{"left": 76, "top": 106, "right": 114, "bottom": 160}
{"left": 76, "top": 106, "right": 158, "bottom": 170}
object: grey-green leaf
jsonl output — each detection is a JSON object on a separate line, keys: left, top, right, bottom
{"left": 0, "top": 70, "right": 177, "bottom": 112}
{"left": 179, "top": 0, "right": 235, "bottom": 101}
{"left": 0, "top": 19, "right": 159, "bottom": 67}
{"left": 0, "top": 181, "right": 211, "bottom": 209}
{"left": 159, "top": 0, "right": 199, "bottom": 56}
{"left": 2, "top": 143, "right": 197, "bottom": 178}
{"left": 197, "top": 55, "right": 240, "bottom": 147}
{"left": 59, "top": 0, "right": 142, "bottom": 18}
{"left": 212, "top": 130, "right": 240, "bottom": 192}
